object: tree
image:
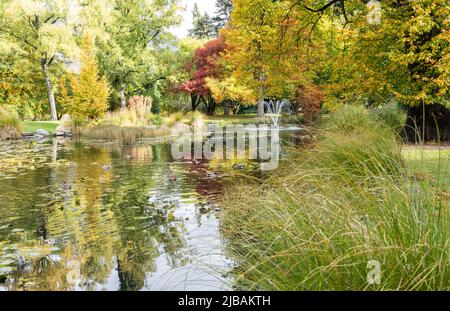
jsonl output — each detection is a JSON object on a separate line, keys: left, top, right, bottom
{"left": 0, "top": 0, "right": 78, "bottom": 120}
{"left": 97, "top": 0, "right": 181, "bottom": 109}
{"left": 0, "top": 37, "right": 48, "bottom": 119}
{"left": 177, "top": 37, "right": 227, "bottom": 115}
{"left": 310, "top": 0, "right": 450, "bottom": 140}
{"left": 157, "top": 37, "right": 207, "bottom": 113}
{"left": 222, "top": 0, "right": 326, "bottom": 117}
{"left": 188, "top": 3, "right": 216, "bottom": 39}
{"left": 58, "top": 35, "right": 109, "bottom": 119}
{"left": 211, "top": 0, "right": 233, "bottom": 34}
{"left": 206, "top": 77, "right": 256, "bottom": 115}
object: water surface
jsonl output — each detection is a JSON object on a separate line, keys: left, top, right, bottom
{"left": 0, "top": 129, "right": 303, "bottom": 291}
{"left": 0, "top": 139, "right": 232, "bottom": 291}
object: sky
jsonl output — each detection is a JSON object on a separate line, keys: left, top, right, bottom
{"left": 171, "top": 0, "right": 217, "bottom": 38}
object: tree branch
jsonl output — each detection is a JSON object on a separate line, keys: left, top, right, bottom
{"left": 303, "top": 0, "right": 342, "bottom": 13}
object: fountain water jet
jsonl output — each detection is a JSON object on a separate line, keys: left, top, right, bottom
{"left": 264, "top": 100, "right": 289, "bottom": 126}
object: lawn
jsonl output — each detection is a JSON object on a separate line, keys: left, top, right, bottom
{"left": 24, "top": 121, "right": 60, "bottom": 134}
{"left": 402, "top": 146, "right": 450, "bottom": 190}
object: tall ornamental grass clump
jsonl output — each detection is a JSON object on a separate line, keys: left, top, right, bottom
{"left": 0, "top": 107, "right": 23, "bottom": 140}
{"left": 80, "top": 125, "right": 169, "bottom": 145}
{"left": 221, "top": 105, "right": 449, "bottom": 291}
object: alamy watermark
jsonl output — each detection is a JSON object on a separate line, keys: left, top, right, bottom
{"left": 171, "top": 124, "right": 281, "bottom": 171}
{"left": 367, "top": 260, "right": 382, "bottom": 285}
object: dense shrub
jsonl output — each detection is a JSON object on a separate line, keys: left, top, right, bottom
{"left": 373, "top": 102, "right": 407, "bottom": 135}
{"left": 295, "top": 85, "right": 324, "bottom": 123}
{"left": 0, "top": 107, "right": 23, "bottom": 140}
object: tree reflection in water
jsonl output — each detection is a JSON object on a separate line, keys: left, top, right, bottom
{"left": 0, "top": 139, "right": 232, "bottom": 291}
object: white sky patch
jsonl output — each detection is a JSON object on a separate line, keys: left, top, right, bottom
{"left": 171, "top": 0, "right": 216, "bottom": 38}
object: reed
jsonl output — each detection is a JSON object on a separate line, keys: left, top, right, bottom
{"left": 221, "top": 105, "right": 449, "bottom": 290}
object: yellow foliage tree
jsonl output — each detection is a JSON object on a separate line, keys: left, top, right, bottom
{"left": 206, "top": 77, "right": 256, "bottom": 114}
{"left": 59, "top": 35, "right": 109, "bottom": 119}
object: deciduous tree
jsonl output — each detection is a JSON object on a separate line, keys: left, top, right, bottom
{"left": 0, "top": 0, "right": 78, "bottom": 120}
{"left": 58, "top": 35, "right": 109, "bottom": 119}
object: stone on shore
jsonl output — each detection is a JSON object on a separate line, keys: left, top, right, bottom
{"left": 35, "top": 129, "right": 50, "bottom": 137}
{"left": 54, "top": 125, "right": 72, "bottom": 137}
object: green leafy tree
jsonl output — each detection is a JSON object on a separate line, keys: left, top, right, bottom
{"left": 97, "top": 0, "right": 182, "bottom": 109}
{"left": 0, "top": 0, "right": 78, "bottom": 120}
{"left": 0, "top": 37, "right": 48, "bottom": 118}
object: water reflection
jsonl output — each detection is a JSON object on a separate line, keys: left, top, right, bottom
{"left": 0, "top": 139, "right": 232, "bottom": 291}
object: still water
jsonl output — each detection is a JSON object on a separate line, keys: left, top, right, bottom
{"left": 0, "top": 131, "right": 302, "bottom": 291}
{"left": 0, "top": 138, "right": 237, "bottom": 291}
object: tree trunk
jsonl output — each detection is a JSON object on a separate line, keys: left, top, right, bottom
{"left": 258, "top": 72, "right": 265, "bottom": 118}
{"left": 205, "top": 93, "right": 216, "bottom": 116}
{"left": 404, "top": 103, "right": 450, "bottom": 142}
{"left": 41, "top": 59, "right": 58, "bottom": 121}
{"left": 120, "top": 84, "right": 127, "bottom": 109}
{"left": 223, "top": 101, "right": 230, "bottom": 116}
{"left": 191, "top": 93, "right": 200, "bottom": 111}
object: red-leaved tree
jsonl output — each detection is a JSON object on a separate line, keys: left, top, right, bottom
{"left": 177, "top": 36, "right": 226, "bottom": 115}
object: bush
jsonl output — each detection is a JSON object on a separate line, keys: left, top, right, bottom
{"left": 373, "top": 102, "right": 407, "bottom": 135}
{"left": 67, "top": 115, "right": 88, "bottom": 136}
{"left": 221, "top": 106, "right": 449, "bottom": 290}
{"left": 0, "top": 107, "right": 23, "bottom": 140}
{"left": 128, "top": 96, "right": 152, "bottom": 118}
{"left": 147, "top": 114, "right": 162, "bottom": 127}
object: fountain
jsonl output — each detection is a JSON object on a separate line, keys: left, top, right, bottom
{"left": 264, "top": 99, "right": 289, "bottom": 126}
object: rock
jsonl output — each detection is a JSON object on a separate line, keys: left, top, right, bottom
{"left": 54, "top": 125, "right": 71, "bottom": 137}
{"left": 233, "top": 163, "right": 245, "bottom": 170}
{"left": 60, "top": 114, "right": 71, "bottom": 123}
{"left": 206, "top": 172, "right": 217, "bottom": 178}
{"left": 22, "top": 132, "right": 34, "bottom": 138}
{"left": 35, "top": 129, "right": 50, "bottom": 137}
{"left": 199, "top": 206, "right": 209, "bottom": 214}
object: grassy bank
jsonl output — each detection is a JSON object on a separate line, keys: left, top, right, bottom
{"left": 221, "top": 106, "right": 449, "bottom": 291}
{"left": 403, "top": 147, "right": 450, "bottom": 190}
{"left": 24, "top": 121, "right": 60, "bottom": 134}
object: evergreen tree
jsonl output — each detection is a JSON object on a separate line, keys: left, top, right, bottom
{"left": 188, "top": 3, "right": 216, "bottom": 39}
{"left": 212, "top": 0, "right": 233, "bottom": 33}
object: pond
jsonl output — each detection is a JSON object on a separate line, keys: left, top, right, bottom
{"left": 0, "top": 130, "right": 304, "bottom": 291}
